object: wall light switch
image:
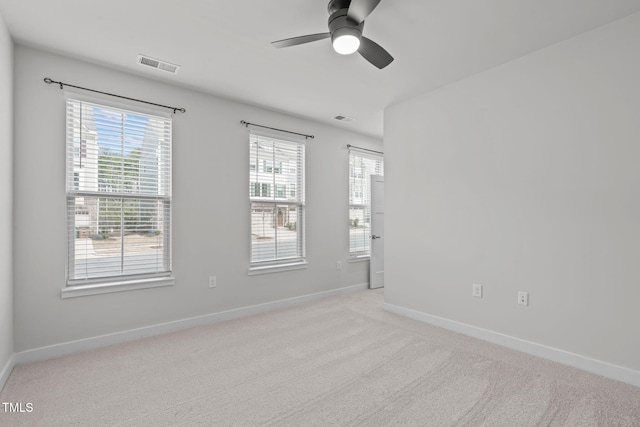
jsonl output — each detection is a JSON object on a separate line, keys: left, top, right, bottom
{"left": 209, "top": 276, "right": 217, "bottom": 288}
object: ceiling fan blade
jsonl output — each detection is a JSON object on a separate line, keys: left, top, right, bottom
{"left": 271, "top": 33, "right": 331, "bottom": 48}
{"left": 347, "top": 0, "right": 382, "bottom": 24}
{"left": 358, "top": 37, "right": 394, "bottom": 69}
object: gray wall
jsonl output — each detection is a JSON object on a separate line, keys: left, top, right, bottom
{"left": 0, "top": 10, "right": 13, "bottom": 374}
{"left": 13, "top": 45, "right": 381, "bottom": 353}
{"left": 385, "top": 12, "right": 640, "bottom": 372}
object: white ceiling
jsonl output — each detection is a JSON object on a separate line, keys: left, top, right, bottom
{"left": 2, "top": 0, "right": 640, "bottom": 138}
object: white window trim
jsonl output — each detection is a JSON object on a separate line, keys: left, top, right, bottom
{"left": 248, "top": 261, "right": 309, "bottom": 276}
{"left": 61, "top": 276, "right": 175, "bottom": 299}
{"left": 64, "top": 96, "right": 174, "bottom": 293}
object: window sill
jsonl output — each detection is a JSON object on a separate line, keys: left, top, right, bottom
{"left": 349, "top": 256, "right": 370, "bottom": 263}
{"left": 248, "top": 261, "right": 308, "bottom": 276}
{"left": 61, "top": 276, "right": 175, "bottom": 299}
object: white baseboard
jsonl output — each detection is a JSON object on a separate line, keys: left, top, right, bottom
{"left": 383, "top": 303, "right": 640, "bottom": 389}
{"left": 15, "top": 283, "right": 369, "bottom": 365}
{"left": 0, "top": 353, "right": 15, "bottom": 391}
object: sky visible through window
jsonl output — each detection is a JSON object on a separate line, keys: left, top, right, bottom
{"left": 93, "top": 107, "right": 149, "bottom": 156}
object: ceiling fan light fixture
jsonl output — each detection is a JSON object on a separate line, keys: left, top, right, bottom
{"left": 271, "top": 0, "right": 394, "bottom": 69}
{"left": 332, "top": 27, "right": 361, "bottom": 55}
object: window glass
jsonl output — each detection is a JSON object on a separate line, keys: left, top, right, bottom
{"left": 66, "top": 99, "right": 172, "bottom": 284}
{"left": 249, "top": 133, "right": 305, "bottom": 265}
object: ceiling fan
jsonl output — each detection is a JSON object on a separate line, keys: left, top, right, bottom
{"left": 271, "top": 0, "right": 394, "bottom": 69}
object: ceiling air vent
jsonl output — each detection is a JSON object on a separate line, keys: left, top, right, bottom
{"left": 333, "top": 115, "right": 355, "bottom": 123}
{"left": 137, "top": 54, "right": 180, "bottom": 75}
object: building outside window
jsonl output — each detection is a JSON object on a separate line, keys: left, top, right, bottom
{"left": 251, "top": 182, "right": 271, "bottom": 198}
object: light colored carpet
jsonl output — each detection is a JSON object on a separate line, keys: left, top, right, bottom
{"left": 1, "top": 289, "right": 639, "bottom": 426}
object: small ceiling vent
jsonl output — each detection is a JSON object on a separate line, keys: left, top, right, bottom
{"left": 333, "top": 115, "right": 355, "bottom": 123}
{"left": 137, "top": 54, "right": 180, "bottom": 75}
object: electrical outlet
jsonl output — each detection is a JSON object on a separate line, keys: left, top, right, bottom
{"left": 472, "top": 284, "right": 483, "bottom": 298}
{"left": 518, "top": 291, "right": 529, "bottom": 306}
{"left": 337, "top": 261, "right": 342, "bottom": 270}
{"left": 209, "top": 276, "right": 217, "bottom": 288}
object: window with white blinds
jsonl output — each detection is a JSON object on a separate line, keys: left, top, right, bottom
{"left": 66, "top": 99, "right": 172, "bottom": 285}
{"left": 349, "top": 149, "right": 383, "bottom": 257}
{"left": 249, "top": 133, "right": 305, "bottom": 266}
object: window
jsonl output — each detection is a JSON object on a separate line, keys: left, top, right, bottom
{"left": 263, "top": 160, "right": 283, "bottom": 174}
{"left": 349, "top": 149, "right": 383, "bottom": 257}
{"left": 66, "top": 99, "right": 172, "bottom": 286}
{"left": 249, "top": 133, "right": 305, "bottom": 267}
{"left": 251, "top": 182, "right": 271, "bottom": 197}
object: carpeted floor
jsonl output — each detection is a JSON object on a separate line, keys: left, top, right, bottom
{"left": 1, "top": 289, "right": 639, "bottom": 426}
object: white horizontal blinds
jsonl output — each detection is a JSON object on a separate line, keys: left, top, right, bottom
{"left": 349, "top": 149, "right": 383, "bottom": 256}
{"left": 66, "top": 99, "right": 172, "bottom": 283}
{"left": 250, "top": 133, "right": 305, "bottom": 264}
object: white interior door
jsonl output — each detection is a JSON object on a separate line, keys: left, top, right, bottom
{"left": 370, "top": 175, "right": 384, "bottom": 289}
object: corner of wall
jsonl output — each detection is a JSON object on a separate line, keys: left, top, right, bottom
{"left": 0, "top": 8, "right": 15, "bottom": 390}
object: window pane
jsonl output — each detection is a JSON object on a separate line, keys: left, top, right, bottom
{"left": 250, "top": 203, "right": 303, "bottom": 263}
{"left": 70, "top": 103, "right": 171, "bottom": 197}
{"left": 69, "top": 196, "right": 169, "bottom": 280}
{"left": 349, "top": 207, "right": 370, "bottom": 254}
{"left": 122, "top": 199, "right": 167, "bottom": 275}
{"left": 251, "top": 203, "right": 277, "bottom": 263}
{"left": 276, "top": 204, "right": 301, "bottom": 259}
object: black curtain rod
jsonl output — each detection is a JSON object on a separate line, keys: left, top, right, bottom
{"left": 43, "top": 77, "right": 186, "bottom": 114}
{"left": 241, "top": 120, "right": 314, "bottom": 140}
{"left": 347, "top": 144, "right": 383, "bottom": 155}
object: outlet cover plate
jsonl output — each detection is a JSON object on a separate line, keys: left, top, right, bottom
{"left": 473, "top": 284, "right": 483, "bottom": 298}
{"left": 518, "top": 291, "right": 529, "bottom": 306}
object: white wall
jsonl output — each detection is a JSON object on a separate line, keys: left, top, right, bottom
{"left": 13, "top": 45, "right": 381, "bottom": 353}
{"left": 385, "top": 12, "right": 640, "bottom": 373}
{"left": 0, "top": 10, "right": 13, "bottom": 381}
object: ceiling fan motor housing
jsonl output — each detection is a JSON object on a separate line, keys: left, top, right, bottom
{"left": 328, "top": 3, "right": 364, "bottom": 42}
{"left": 327, "top": 0, "right": 352, "bottom": 15}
